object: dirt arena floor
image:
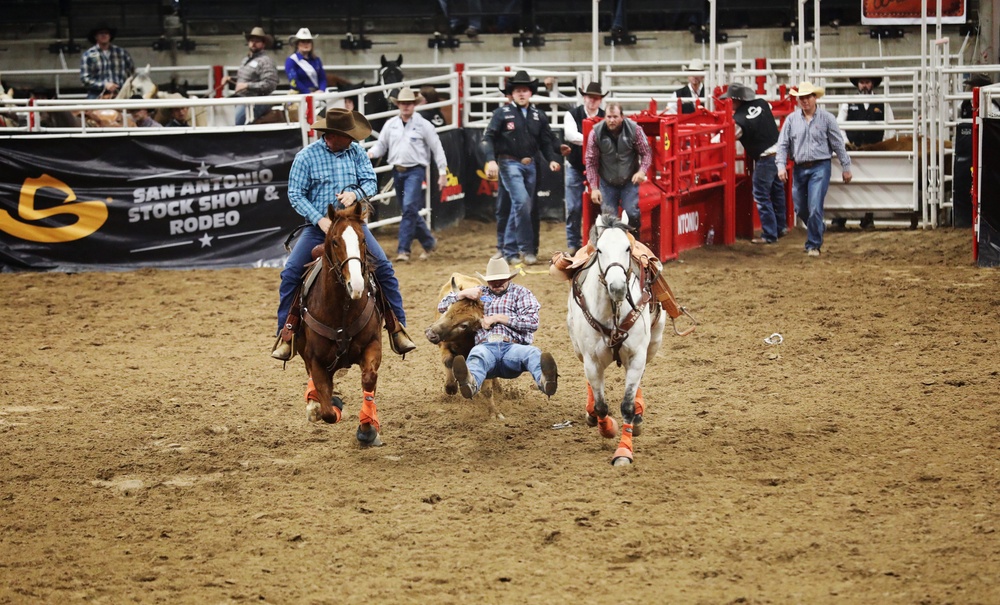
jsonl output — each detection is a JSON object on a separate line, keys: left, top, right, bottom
{"left": 1, "top": 220, "right": 998, "bottom": 604}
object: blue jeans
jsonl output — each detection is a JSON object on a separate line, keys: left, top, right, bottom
{"left": 394, "top": 166, "right": 436, "bottom": 254}
{"left": 564, "top": 163, "right": 585, "bottom": 250}
{"left": 276, "top": 223, "right": 406, "bottom": 334}
{"left": 498, "top": 159, "right": 537, "bottom": 256}
{"left": 465, "top": 341, "right": 544, "bottom": 395}
{"left": 753, "top": 157, "right": 787, "bottom": 242}
{"left": 494, "top": 179, "right": 517, "bottom": 258}
{"left": 598, "top": 181, "right": 640, "bottom": 227}
{"left": 235, "top": 101, "right": 273, "bottom": 126}
{"left": 792, "top": 160, "right": 831, "bottom": 251}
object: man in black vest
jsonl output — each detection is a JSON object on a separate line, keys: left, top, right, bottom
{"left": 721, "top": 82, "right": 787, "bottom": 244}
{"left": 483, "top": 70, "right": 562, "bottom": 265}
{"left": 835, "top": 76, "right": 895, "bottom": 229}
{"left": 676, "top": 58, "right": 705, "bottom": 115}
{"left": 560, "top": 82, "right": 607, "bottom": 254}
{"left": 584, "top": 102, "right": 652, "bottom": 228}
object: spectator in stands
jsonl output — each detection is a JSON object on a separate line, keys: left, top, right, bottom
{"left": 417, "top": 85, "right": 448, "bottom": 127}
{"left": 954, "top": 73, "right": 991, "bottom": 228}
{"left": 483, "top": 70, "right": 562, "bottom": 266}
{"left": 367, "top": 87, "right": 449, "bottom": 262}
{"left": 721, "top": 82, "right": 786, "bottom": 244}
{"left": 80, "top": 24, "right": 135, "bottom": 100}
{"left": 776, "top": 82, "right": 853, "bottom": 257}
{"left": 561, "top": 82, "right": 607, "bottom": 254}
{"left": 130, "top": 95, "right": 162, "bottom": 128}
{"left": 834, "top": 75, "right": 896, "bottom": 230}
{"left": 164, "top": 106, "right": 190, "bottom": 127}
{"left": 676, "top": 58, "right": 705, "bottom": 114}
{"left": 224, "top": 27, "right": 279, "bottom": 125}
{"left": 584, "top": 101, "right": 652, "bottom": 229}
{"left": 285, "top": 28, "right": 327, "bottom": 95}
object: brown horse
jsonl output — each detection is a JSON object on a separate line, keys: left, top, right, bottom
{"left": 299, "top": 202, "right": 384, "bottom": 446}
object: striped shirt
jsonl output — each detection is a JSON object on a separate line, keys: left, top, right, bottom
{"left": 287, "top": 139, "right": 377, "bottom": 226}
{"left": 235, "top": 50, "right": 278, "bottom": 97}
{"left": 79, "top": 44, "right": 135, "bottom": 91}
{"left": 775, "top": 108, "right": 852, "bottom": 171}
{"left": 438, "top": 284, "right": 541, "bottom": 345}
{"left": 367, "top": 112, "right": 448, "bottom": 171}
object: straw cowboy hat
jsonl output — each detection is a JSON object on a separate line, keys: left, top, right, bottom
{"left": 289, "top": 27, "right": 315, "bottom": 45}
{"left": 244, "top": 26, "right": 274, "bottom": 48}
{"left": 790, "top": 81, "right": 825, "bottom": 98}
{"left": 311, "top": 108, "right": 372, "bottom": 141}
{"left": 389, "top": 87, "right": 422, "bottom": 104}
{"left": 684, "top": 58, "right": 706, "bottom": 71}
{"left": 500, "top": 70, "right": 539, "bottom": 95}
{"left": 964, "top": 73, "right": 992, "bottom": 88}
{"left": 850, "top": 76, "right": 883, "bottom": 88}
{"left": 477, "top": 257, "right": 519, "bottom": 282}
{"left": 87, "top": 23, "right": 117, "bottom": 44}
{"left": 578, "top": 82, "right": 609, "bottom": 98}
{"left": 719, "top": 82, "right": 755, "bottom": 101}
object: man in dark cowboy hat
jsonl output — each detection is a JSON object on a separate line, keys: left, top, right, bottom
{"left": 271, "top": 108, "right": 417, "bottom": 361}
{"left": 560, "top": 82, "right": 607, "bottom": 254}
{"left": 223, "top": 26, "right": 279, "bottom": 125}
{"left": 482, "top": 70, "right": 562, "bottom": 265}
{"left": 835, "top": 74, "right": 895, "bottom": 229}
{"left": 79, "top": 23, "right": 135, "bottom": 99}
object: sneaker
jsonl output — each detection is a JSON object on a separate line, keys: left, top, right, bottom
{"left": 807, "top": 248, "right": 821, "bottom": 257}
{"left": 271, "top": 341, "right": 292, "bottom": 361}
{"left": 491, "top": 250, "right": 504, "bottom": 260}
{"left": 395, "top": 252, "right": 410, "bottom": 262}
{"left": 860, "top": 213, "right": 875, "bottom": 230}
{"left": 452, "top": 355, "right": 476, "bottom": 399}
{"left": 505, "top": 256, "right": 521, "bottom": 266}
{"left": 830, "top": 218, "right": 847, "bottom": 231}
{"left": 778, "top": 227, "right": 790, "bottom": 238}
{"left": 539, "top": 352, "right": 558, "bottom": 397}
{"left": 523, "top": 253, "right": 538, "bottom": 265}
{"left": 419, "top": 245, "right": 435, "bottom": 261}
{"left": 750, "top": 237, "right": 775, "bottom": 245}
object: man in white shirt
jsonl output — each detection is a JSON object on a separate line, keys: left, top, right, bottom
{"left": 368, "top": 87, "right": 450, "bottom": 261}
{"left": 560, "top": 82, "right": 606, "bottom": 254}
{"left": 676, "top": 58, "right": 705, "bottom": 115}
{"left": 835, "top": 76, "right": 895, "bottom": 229}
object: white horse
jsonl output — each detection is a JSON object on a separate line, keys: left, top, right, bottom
{"left": 567, "top": 212, "right": 666, "bottom": 466}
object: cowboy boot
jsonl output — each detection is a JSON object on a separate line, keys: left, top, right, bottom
{"left": 271, "top": 314, "right": 298, "bottom": 361}
{"left": 382, "top": 307, "right": 416, "bottom": 356}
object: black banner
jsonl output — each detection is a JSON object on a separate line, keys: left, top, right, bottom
{"left": 979, "top": 120, "right": 1000, "bottom": 267}
{"left": 0, "top": 129, "right": 302, "bottom": 271}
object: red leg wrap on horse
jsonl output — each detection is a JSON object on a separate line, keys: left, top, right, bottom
{"left": 634, "top": 387, "right": 645, "bottom": 416}
{"left": 359, "top": 391, "right": 380, "bottom": 431}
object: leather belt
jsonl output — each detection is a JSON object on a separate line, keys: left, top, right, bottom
{"left": 796, "top": 159, "right": 830, "bottom": 168}
{"left": 499, "top": 155, "right": 533, "bottom": 165}
{"left": 394, "top": 165, "right": 418, "bottom": 172}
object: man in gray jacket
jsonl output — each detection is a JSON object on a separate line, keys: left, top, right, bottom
{"left": 584, "top": 102, "right": 652, "bottom": 228}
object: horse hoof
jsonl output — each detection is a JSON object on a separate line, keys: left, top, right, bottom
{"left": 445, "top": 383, "right": 458, "bottom": 396}
{"left": 306, "top": 400, "right": 320, "bottom": 423}
{"left": 598, "top": 416, "right": 618, "bottom": 439}
{"left": 611, "top": 446, "right": 634, "bottom": 466}
{"left": 632, "top": 414, "right": 643, "bottom": 437}
{"left": 356, "top": 425, "right": 384, "bottom": 447}
{"left": 585, "top": 412, "right": 598, "bottom": 428}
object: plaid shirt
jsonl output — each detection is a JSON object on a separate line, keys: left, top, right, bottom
{"left": 235, "top": 50, "right": 278, "bottom": 97}
{"left": 438, "top": 284, "right": 540, "bottom": 345}
{"left": 288, "top": 139, "right": 377, "bottom": 225}
{"left": 79, "top": 44, "right": 135, "bottom": 91}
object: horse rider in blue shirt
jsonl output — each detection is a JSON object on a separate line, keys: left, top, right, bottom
{"left": 271, "top": 108, "right": 417, "bottom": 361}
{"left": 79, "top": 24, "right": 135, "bottom": 99}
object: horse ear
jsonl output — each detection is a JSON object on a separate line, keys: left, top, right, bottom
{"left": 620, "top": 210, "right": 629, "bottom": 227}
{"left": 395, "top": 54, "right": 403, "bottom": 67}
{"left": 327, "top": 203, "right": 337, "bottom": 219}
{"left": 380, "top": 55, "right": 388, "bottom": 68}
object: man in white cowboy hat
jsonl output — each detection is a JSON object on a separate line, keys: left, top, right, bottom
{"left": 560, "top": 81, "right": 607, "bottom": 255}
{"left": 482, "top": 70, "right": 562, "bottom": 266}
{"left": 720, "top": 82, "right": 787, "bottom": 244}
{"left": 675, "top": 58, "right": 706, "bottom": 114}
{"left": 834, "top": 74, "right": 896, "bottom": 230}
{"left": 285, "top": 27, "right": 327, "bottom": 95}
{"left": 776, "top": 82, "right": 853, "bottom": 257}
{"left": 223, "top": 26, "right": 279, "bottom": 125}
{"left": 80, "top": 23, "right": 135, "bottom": 99}
{"left": 271, "top": 108, "right": 417, "bottom": 361}
{"left": 440, "top": 256, "right": 558, "bottom": 399}
{"left": 367, "top": 86, "right": 450, "bottom": 262}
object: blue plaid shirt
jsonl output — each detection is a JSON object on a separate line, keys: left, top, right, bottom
{"left": 438, "top": 283, "right": 540, "bottom": 345}
{"left": 287, "top": 139, "right": 377, "bottom": 226}
{"left": 79, "top": 44, "right": 135, "bottom": 91}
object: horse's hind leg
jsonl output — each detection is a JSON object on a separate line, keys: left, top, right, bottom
{"left": 356, "top": 339, "right": 383, "bottom": 447}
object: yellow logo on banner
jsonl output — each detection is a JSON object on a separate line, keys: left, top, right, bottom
{"left": 0, "top": 174, "right": 108, "bottom": 243}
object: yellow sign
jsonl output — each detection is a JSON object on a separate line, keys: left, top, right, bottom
{"left": 0, "top": 174, "right": 108, "bottom": 243}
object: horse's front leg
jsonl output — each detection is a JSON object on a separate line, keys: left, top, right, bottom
{"left": 356, "top": 338, "right": 383, "bottom": 447}
{"left": 612, "top": 352, "right": 648, "bottom": 466}
{"left": 583, "top": 356, "right": 617, "bottom": 439}
{"left": 304, "top": 359, "right": 341, "bottom": 424}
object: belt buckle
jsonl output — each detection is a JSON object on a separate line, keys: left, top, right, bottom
{"left": 521, "top": 157, "right": 532, "bottom": 165}
{"left": 487, "top": 333, "right": 505, "bottom": 343}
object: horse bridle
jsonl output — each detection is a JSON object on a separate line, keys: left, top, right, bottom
{"left": 324, "top": 216, "right": 369, "bottom": 290}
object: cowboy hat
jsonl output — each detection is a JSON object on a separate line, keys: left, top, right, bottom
{"left": 289, "top": 27, "right": 315, "bottom": 45}
{"left": 500, "top": 70, "right": 539, "bottom": 95}
{"left": 87, "top": 23, "right": 117, "bottom": 44}
{"left": 244, "top": 26, "right": 274, "bottom": 48}
{"left": 684, "top": 58, "right": 705, "bottom": 72}
{"left": 849, "top": 76, "right": 883, "bottom": 88}
{"left": 719, "top": 82, "right": 755, "bottom": 101}
{"left": 790, "top": 81, "right": 825, "bottom": 98}
{"left": 477, "top": 257, "right": 519, "bottom": 282}
{"left": 389, "top": 86, "right": 422, "bottom": 104}
{"left": 578, "top": 82, "right": 608, "bottom": 98}
{"left": 311, "top": 108, "right": 372, "bottom": 140}
{"left": 964, "top": 73, "right": 992, "bottom": 88}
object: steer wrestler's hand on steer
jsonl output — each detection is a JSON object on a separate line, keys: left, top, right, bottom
{"left": 590, "top": 189, "right": 603, "bottom": 205}
{"left": 336, "top": 191, "right": 358, "bottom": 207}
{"left": 457, "top": 287, "right": 482, "bottom": 301}
{"left": 482, "top": 314, "right": 509, "bottom": 329}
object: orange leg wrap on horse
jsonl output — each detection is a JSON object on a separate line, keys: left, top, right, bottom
{"left": 359, "top": 391, "right": 380, "bottom": 432}
{"left": 634, "top": 387, "right": 645, "bottom": 416}
{"left": 597, "top": 414, "right": 618, "bottom": 439}
{"left": 304, "top": 377, "right": 319, "bottom": 402}
{"left": 586, "top": 383, "right": 596, "bottom": 417}
{"left": 618, "top": 424, "right": 634, "bottom": 453}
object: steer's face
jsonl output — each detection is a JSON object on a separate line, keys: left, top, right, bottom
{"left": 425, "top": 298, "right": 483, "bottom": 344}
